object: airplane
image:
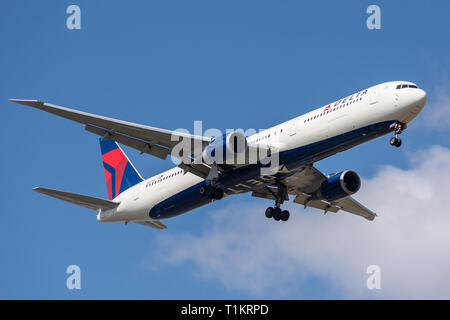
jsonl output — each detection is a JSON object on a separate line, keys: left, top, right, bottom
{"left": 9, "top": 81, "right": 427, "bottom": 229}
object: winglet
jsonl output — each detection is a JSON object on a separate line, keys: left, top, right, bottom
{"left": 8, "top": 99, "right": 43, "bottom": 107}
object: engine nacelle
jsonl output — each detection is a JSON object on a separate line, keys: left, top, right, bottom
{"left": 202, "top": 131, "right": 248, "bottom": 164}
{"left": 314, "top": 170, "right": 361, "bottom": 202}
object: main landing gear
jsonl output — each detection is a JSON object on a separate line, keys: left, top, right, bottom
{"left": 265, "top": 182, "right": 290, "bottom": 222}
{"left": 199, "top": 184, "right": 224, "bottom": 200}
{"left": 265, "top": 206, "right": 290, "bottom": 222}
{"left": 389, "top": 121, "right": 406, "bottom": 148}
{"left": 199, "top": 162, "right": 224, "bottom": 200}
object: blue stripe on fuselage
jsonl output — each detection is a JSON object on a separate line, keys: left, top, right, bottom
{"left": 149, "top": 121, "right": 395, "bottom": 219}
{"left": 149, "top": 180, "right": 210, "bottom": 219}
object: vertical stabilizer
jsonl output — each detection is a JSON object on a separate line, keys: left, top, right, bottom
{"left": 100, "top": 139, "right": 143, "bottom": 200}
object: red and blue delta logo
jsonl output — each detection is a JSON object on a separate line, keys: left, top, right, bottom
{"left": 102, "top": 148, "right": 129, "bottom": 200}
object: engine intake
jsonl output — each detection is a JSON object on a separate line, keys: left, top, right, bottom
{"left": 202, "top": 131, "right": 248, "bottom": 164}
{"left": 315, "top": 170, "right": 361, "bottom": 202}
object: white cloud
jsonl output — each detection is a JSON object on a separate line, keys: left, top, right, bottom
{"left": 152, "top": 145, "right": 450, "bottom": 299}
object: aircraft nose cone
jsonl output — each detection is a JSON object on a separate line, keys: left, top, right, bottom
{"left": 402, "top": 87, "right": 427, "bottom": 108}
{"left": 416, "top": 88, "right": 427, "bottom": 105}
{"left": 399, "top": 87, "right": 427, "bottom": 122}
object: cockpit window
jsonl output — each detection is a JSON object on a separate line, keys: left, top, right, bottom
{"left": 396, "top": 84, "right": 419, "bottom": 89}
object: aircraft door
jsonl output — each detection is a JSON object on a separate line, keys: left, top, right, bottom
{"left": 289, "top": 120, "right": 297, "bottom": 136}
{"left": 369, "top": 87, "right": 379, "bottom": 105}
{"left": 393, "top": 91, "right": 400, "bottom": 107}
{"left": 133, "top": 183, "right": 141, "bottom": 201}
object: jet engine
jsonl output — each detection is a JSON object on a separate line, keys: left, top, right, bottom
{"left": 202, "top": 131, "right": 248, "bottom": 164}
{"left": 313, "top": 170, "right": 361, "bottom": 202}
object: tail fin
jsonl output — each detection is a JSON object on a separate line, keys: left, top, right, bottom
{"left": 100, "top": 138, "right": 143, "bottom": 200}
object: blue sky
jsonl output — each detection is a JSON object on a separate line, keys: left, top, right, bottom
{"left": 1, "top": 0, "right": 450, "bottom": 299}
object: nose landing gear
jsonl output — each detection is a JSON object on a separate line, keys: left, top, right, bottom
{"left": 390, "top": 136, "right": 402, "bottom": 148}
{"left": 389, "top": 121, "right": 406, "bottom": 148}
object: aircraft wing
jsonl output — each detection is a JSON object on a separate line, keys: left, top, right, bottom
{"left": 9, "top": 99, "right": 270, "bottom": 181}
{"left": 284, "top": 166, "right": 377, "bottom": 220}
{"left": 253, "top": 166, "right": 377, "bottom": 221}
{"left": 9, "top": 99, "right": 211, "bottom": 160}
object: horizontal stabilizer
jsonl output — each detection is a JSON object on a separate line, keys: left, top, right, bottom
{"left": 33, "top": 187, "right": 120, "bottom": 211}
{"left": 134, "top": 220, "right": 167, "bottom": 230}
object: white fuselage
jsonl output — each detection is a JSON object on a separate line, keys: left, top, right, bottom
{"left": 98, "top": 81, "right": 427, "bottom": 223}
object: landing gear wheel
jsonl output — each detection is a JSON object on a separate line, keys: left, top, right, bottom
{"left": 207, "top": 186, "right": 216, "bottom": 199}
{"left": 280, "top": 210, "right": 290, "bottom": 221}
{"left": 214, "top": 188, "right": 224, "bottom": 200}
{"left": 390, "top": 137, "right": 402, "bottom": 148}
{"left": 265, "top": 207, "right": 274, "bottom": 219}
{"left": 273, "top": 208, "right": 282, "bottom": 221}
{"left": 201, "top": 185, "right": 224, "bottom": 200}
{"left": 390, "top": 121, "right": 405, "bottom": 148}
{"left": 266, "top": 182, "right": 290, "bottom": 222}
